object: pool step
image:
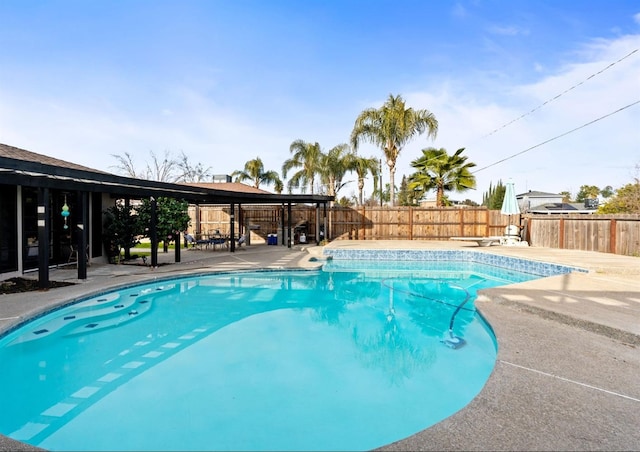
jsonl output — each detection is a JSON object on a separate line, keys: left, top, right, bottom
{"left": 8, "top": 292, "right": 152, "bottom": 345}
{"left": 64, "top": 297, "right": 153, "bottom": 337}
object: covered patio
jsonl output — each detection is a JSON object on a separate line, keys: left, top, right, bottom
{"left": 0, "top": 143, "right": 332, "bottom": 288}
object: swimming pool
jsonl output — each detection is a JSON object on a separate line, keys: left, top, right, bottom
{"left": 0, "top": 254, "right": 583, "bottom": 451}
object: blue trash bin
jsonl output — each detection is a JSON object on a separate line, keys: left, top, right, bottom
{"left": 267, "top": 234, "right": 277, "bottom": 245}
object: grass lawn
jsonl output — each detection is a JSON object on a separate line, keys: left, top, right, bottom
{"left": 125, "top": 242, "right": 180, "bottom": 254}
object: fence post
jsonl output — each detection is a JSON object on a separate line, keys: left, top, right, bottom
{"left": 485, "top": 209, "right": 490, "bottom": 237}
{"left": 559, "top": 217, "right": 565, "bottom": 249}
{"left": 409, "top": 206, "right": 413, "bottom": 240}
{"left": 610, "top": 219, "right": 617, "bottom": 254}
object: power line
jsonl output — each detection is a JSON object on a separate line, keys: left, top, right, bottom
{"left": 473, "top": 100, "right": 640, "bottom": 174}
{"left": 480, "top": 48, "right": 639, "bottom": 139}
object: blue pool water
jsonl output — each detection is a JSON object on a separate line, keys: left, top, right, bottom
{"left": 0, "top": 260, "right": 547, "bottom": 451}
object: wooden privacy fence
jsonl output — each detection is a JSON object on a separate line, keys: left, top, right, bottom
{"left": 188, "top": 205, "right": 640, "bottom": 256}
{"left": 523, "top": 214, "right": 640, "bottom": 256}
{"left": 329, "top": 206, "right": 509, "bottom": 240}
{"left": 189, "top": 205, "right": 511, "bottom": 244}
{"left": 188, "top": 204, "right": 321, "bottom": 243}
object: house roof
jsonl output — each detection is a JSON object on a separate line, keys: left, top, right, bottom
{"left": 0, "top": 143, "right": 109, "bottom": 174}
{"left": 516, "top": 190, "right": 563, "bottom": 198}
{"left": 529, "top": 202, "right": 596, "bottom": 214}
{"left": 184, "top": 182, "right": 273, "bottom": 195}
{"left": 0, "top": 144, "right": 270, "bottom": 197}
{"left": 0, "top": 143, "right": 332, "bottom": 205}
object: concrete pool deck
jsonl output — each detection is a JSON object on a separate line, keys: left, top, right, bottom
{"left": 1, "top": 240, "right": 639, "bottom": 451}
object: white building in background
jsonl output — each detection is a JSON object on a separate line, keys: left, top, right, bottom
{"left": 518, "top": 190, "right": 598, "bottom": 214}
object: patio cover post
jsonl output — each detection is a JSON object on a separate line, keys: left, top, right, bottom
{"left": 280, "top": 204, "right": 285, "bottom": 246}
{"left": 323, "top": 203, "right": 328, "bottom": 241}
{"left": 229, "top": 203, "right": 236, "bottom": 252}
{"left": 76, "top": 190, "right": 88, "bottom": 280}
{"left": 315, "top": 203, "right": 320, "bottom": 245}
{"left": 124, "top": 198, "right": 131, "bottom": 260}
{"left": 37, "top": 187, "right": 50, "bottom": 289}
{"left": 239, "top": 203, "right": 248, "bottom": 246}
{"left": 287, "top": 202, "right": 292, "bottom": 248}
{"left": 174, "top": 230, "right": 181, "bottom": 263}
{"left": 150, "top": 197, "right": 158, "bottom": 267}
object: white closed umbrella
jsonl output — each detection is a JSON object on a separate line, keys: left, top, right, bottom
{"left": 501, "top": 179, "right": 520, "bottom": 217}
{"left": 501, "top": 179, "right": 521, "bottom": 239}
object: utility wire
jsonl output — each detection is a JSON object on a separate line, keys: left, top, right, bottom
{"left": 473, "top": 100, "right": 640, "bottom": 174}
{"left": 480, "top": 48, "right": 639, "bottom": 139}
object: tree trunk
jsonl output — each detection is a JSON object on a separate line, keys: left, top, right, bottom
{"left": 389, "top": 161, "right": 396, "bottom": 207}
{"left": 437, "top": 186, "right": 444, "bottom": 207}
{"left": 358, "top": 178, "right": 364, "bottom": 206}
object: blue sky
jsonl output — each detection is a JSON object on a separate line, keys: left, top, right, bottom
{"left": 1, "top": 0, "right": 639, "bottom": 203}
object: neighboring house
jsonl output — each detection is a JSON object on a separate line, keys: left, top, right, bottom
{"left": 517, "top": 190, "right": 598, "bottom": 214}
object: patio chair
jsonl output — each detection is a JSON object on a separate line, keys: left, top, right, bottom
{"left": 184, "top": 233, "right": 196, "bottom": 248}
{"left": 210, "top": 236, "right": 228, "bottom": 250}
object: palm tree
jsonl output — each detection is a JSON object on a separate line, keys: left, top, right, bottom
{"left": 282, "top": 140, "right": 323, "bottom": 194}
{"left": 351, "top": 154, "right": 380, "bottom": 206}
{"left": 232, "top": 157, "right": 282, "bottom": 190}
{"left": 351, "top": 94, "right": 438, "bottom": 206}
{"left": 408, "top": 147, "right": 476, "bottom": 207}
{"left": 319, "top": 143, "right": 353, "bottom": 201}
{"left": 273, "top": 178, "right": 284, "bottom": 194}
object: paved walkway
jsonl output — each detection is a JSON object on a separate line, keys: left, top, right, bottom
{"left": 1, "top": 241, "right": 639, "bottom": 451}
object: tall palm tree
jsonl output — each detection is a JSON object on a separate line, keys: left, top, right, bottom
{"left": 273, "top": 178, "right": 284, "bottom": 194}
{"left": 282, "top": 140, "right": 322, "bottom": 194}
{"left": 351, "top": 94, "right": 438, "bottom": 206}
{"left": 319, "top": 143, "right": 353, "bottom": 201}
{"left": 231, "top": 157, "right": 282, "bottom": 190}
{"left": 351, "top": 154, "right": 380, "bottom": 206}
{"left": 408, "top": 147, "right": 477, "bottom": 207}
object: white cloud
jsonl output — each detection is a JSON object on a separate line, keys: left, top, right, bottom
{"left": 487, "top": 25, "right": 530, "bottom": 36}
{"left": 451, "top": 3, "right": 468, "bottom": 19}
